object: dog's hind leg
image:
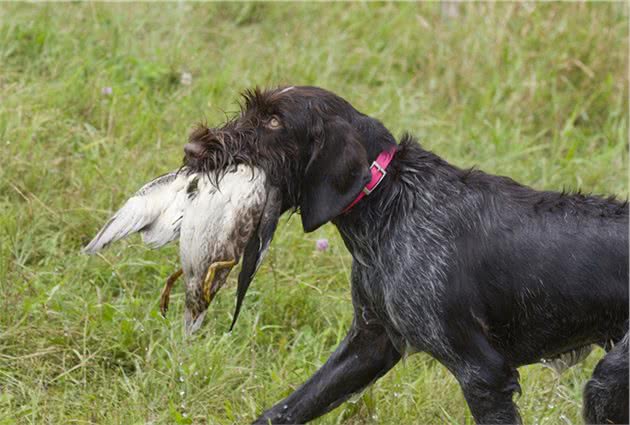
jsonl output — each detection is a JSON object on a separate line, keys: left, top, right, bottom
{"left": 583, "top": 333, "right": 629, "bottom": 425}
{"left": 252, "top": 316, "right": 400, "bottom": 424}
{"left": 439, "top": 332, "right": 522, "bottom": 425}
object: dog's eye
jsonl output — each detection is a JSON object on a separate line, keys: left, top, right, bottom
{"left": 267, "top": 116, "right": 281, "bottom": 130}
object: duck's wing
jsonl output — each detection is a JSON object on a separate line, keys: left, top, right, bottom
{"left": 83, "top": 170, "right": 195, "bottom": 254}
{"left": 230, "top": 185, "right": 282, "bottom": 331}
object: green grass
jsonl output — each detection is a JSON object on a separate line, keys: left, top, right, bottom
{"left": 0, "top": 3, "right": 627, "bottom": 424}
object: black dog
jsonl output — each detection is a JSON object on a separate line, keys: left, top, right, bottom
{"left": 183, "top": 86, "right": 629, "bottom": 424}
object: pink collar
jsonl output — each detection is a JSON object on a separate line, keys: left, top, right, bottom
{"left": 342, "top": 147, "right": 396, "bottom": 213}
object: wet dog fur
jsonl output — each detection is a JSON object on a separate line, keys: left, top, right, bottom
{"left": 184, "top": 86, "right": 629, "bottom": 424}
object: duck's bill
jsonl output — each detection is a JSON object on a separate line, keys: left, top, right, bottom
{"left": 184, "top": 308, "right": 208, "bottom": 336}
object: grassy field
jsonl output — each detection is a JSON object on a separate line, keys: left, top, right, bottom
{"left": 0, "top": 3, "right": 627, "bottom": 424}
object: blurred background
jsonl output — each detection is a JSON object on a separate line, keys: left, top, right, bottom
{"left": 0, "top": 3, "right": 627, "bottom": 424}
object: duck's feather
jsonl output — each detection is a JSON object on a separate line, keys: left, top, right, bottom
{"left": 83, "top": 170, "right": 192, "bottom": 254}
{"left": 230, "top": 185, "right": 282, "bottom": 331}
{"left": 179, "top": 165, "right": 267, "bottom": 289}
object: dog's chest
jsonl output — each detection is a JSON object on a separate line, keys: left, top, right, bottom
{"left": 340, "top": 211, "right": 456, "bottom": 353}
{"left": 350, "top": 241, "right": 453, "bottom": 354}
{"left": 350, "top": 264, "right": 414, "bottom": 347}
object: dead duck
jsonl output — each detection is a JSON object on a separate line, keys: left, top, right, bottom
{"left": 83, "top": 164, "right": 281, "bottom": 334}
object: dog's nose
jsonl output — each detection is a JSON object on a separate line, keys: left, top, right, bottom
{"left": 184, "top": 142, "right": 204, "bottom": 159}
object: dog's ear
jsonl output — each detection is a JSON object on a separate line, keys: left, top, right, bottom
{"left": 300, "top": 116, "right": 371, "bottom": 232}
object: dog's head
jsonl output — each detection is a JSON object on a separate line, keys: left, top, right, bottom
{"left": 184, "top": 86, "right": 397, "bottom": 231}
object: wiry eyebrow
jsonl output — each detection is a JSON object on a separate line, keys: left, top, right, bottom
{"left": 278, "top": 86, "right": 294, "bottom": 95}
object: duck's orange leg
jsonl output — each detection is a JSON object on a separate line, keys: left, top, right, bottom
{"left": 159, "top": 268, "right": 183, "bottom": 317}
{"left": 203, "top": 260, "right": 237, "bottom": 303}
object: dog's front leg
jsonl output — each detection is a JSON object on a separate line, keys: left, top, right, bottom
{"left": 253, "top": 319, "right": 400, "bottom": 424}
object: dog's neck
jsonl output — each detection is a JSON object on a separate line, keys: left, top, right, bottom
{"left": 341, "top": 147, "right": 398, "bottom": 214}
{"left": 332, "top": 137, "right": 473, "bottom": 266}
{"left": 334, "top": 135, "right": 629, "bottom": 261}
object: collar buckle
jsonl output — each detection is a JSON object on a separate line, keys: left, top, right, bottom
{"left": 341, "top": 147, "right": 396, "bottom": 214}
{"left": 362, "top": 161, "right": 387, "bottom": 195}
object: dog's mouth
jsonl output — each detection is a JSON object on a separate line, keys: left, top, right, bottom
{"left": 183, "top": 123, "right": 302, "bottom": 211}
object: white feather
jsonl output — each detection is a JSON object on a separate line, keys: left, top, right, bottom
{"left": 83, "top": 170, "right": 194, "bottom": 254}
{"left": 179, "top": 165, "right": 267, "bottom": 283}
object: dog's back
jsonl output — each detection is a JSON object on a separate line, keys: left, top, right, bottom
{"left": 456, "top": 176, "right": 628, "bottom": 365}
{"left": 403, "top": 146, "right": 628, "bottom": 361}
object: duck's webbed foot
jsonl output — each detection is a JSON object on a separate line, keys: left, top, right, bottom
{"left": 203, "top": 259, "right": 237, "bottom": 303}
{"left": 159, "top": 268, "right": 183, "bottom": 317}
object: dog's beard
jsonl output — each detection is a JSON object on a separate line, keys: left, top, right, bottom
{"left": 185, "top": 125, "right": 258, "bottom": 187}
{"left": 185, "top": 128, "right": 302, "bottom": 209}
